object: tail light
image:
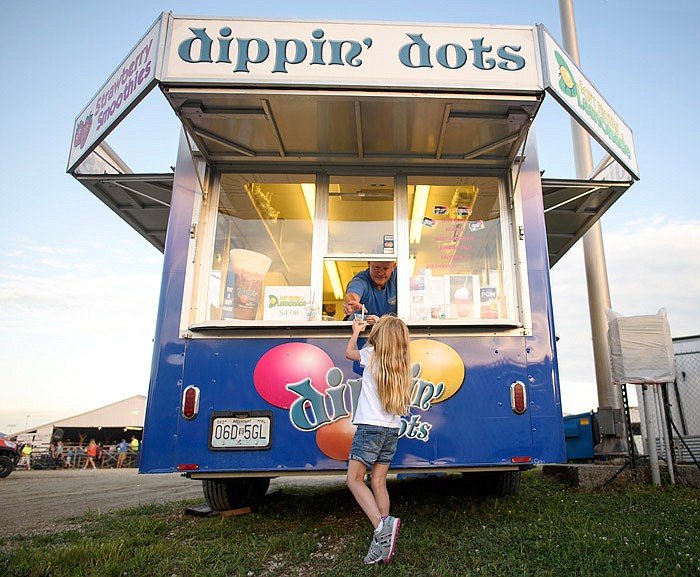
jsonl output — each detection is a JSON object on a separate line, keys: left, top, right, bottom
{"left": 182, "top": 385, "right": 200, "bottom": 420}
{"left": 510, "top": 381, "right": 527, "bottom": 415}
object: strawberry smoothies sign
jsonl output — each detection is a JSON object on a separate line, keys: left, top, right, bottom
{"left": 67, "top": 15, "right": 165, "bottom": 172}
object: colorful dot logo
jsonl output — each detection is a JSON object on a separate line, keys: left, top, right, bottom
{"left": 253, "top": 342, "right": 334, "bottom": 409}
{"left": 253, "top": 339, "right": 465, "bottom": 461}
{"left": 409, "top": 339, "right": 465, "bottom": 403}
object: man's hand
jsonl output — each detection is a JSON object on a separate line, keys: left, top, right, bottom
{"left": 343, "top": 294, "right": 364, "bottom": 316}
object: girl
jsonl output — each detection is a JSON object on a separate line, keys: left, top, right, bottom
{"left": 345, "top": 314, "right": 413, "bottom": 565}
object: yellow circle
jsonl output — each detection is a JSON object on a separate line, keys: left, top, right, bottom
{"left": 409, "top": 339, "right": 465, "bottom": 403}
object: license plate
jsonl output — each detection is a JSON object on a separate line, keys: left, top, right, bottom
{"left": 210, "top": 412, "right": 272, "bottom": 450}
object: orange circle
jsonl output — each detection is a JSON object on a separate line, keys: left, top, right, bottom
{"left": 409, "top": 339, "right": 465, "bottom": 403}
{"left": 315, "top": 417, "right": 357, "bottom": 461}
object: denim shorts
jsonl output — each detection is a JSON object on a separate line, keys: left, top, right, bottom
{"left": 349, "top": 424, "right": 399, "bottom": 466}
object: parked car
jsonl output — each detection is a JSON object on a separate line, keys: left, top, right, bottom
{"left": 0, "top": 438, "right": 21, "bottom": 478}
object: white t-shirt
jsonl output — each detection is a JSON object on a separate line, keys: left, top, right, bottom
{"left": 352, "top": 346, "right": 402, "bottom": 429}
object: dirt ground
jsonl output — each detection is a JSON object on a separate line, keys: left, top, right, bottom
{"left": 0, "top": 468, "right": 347, "bottom": 538}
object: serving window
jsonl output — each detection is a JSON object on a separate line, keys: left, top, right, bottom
{"left": 206, "top": 173, "right": 315, "bottom": 322}
{"left": 406, "top": 176, "right": 511, "bottom": 322}
{"left": 192, "top": 169, "right": 523, "bottom": 327}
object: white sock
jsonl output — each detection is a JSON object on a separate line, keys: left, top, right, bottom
{"left": 374, "top": 519, "right": 384, "bottom": 533}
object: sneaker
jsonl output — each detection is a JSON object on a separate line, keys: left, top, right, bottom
{"left": 363, "top": 516, "right": 401, "bottom": 565}
{"left": 363, "top": 535, "right": 385, "bottom": 565}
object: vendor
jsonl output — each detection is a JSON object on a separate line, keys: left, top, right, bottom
{"left": 342, "top": 261, "right": 397, "bottom": 319}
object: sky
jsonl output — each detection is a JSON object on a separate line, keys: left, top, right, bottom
{"left": 1, "top": 0, "right": 699, "bottom": 435}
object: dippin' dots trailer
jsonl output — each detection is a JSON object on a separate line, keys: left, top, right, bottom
{"left": 68, "top": 13, "right": 638, "bottom": 510}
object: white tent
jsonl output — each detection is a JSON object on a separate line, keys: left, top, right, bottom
{"left": 14, "top": 395, "right": 146, "bottom": 447}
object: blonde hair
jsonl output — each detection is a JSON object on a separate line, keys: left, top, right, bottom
{"left": 366, "top": 315, "right": 412, "bottom": 415}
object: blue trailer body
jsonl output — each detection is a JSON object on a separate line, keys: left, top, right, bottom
{"left": 138, "top": 132, "right": 565, "bottom": 476}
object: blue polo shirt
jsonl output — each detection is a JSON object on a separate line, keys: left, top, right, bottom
{"left": 346, "top": 268, "right": 397, "bottom": 317}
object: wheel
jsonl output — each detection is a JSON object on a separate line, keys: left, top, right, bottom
{"left": 492, "top": 470, "right": 520, "bottom": 497}
{"left": 460, "top": 470, "right": 521, "bottom": 497}
{"left": 0, "top": 455, "right": 15, "bottom": 479}
{"left": 202, "top": 477, "right": 270, "bottom": 511}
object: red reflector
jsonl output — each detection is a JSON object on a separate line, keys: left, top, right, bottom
{"left": 510, "top": 381, "right": 527, "bottom": 415}
{"left": 511, "top": 456, "right": 532, "bottom": 464}
{"left": 177, "top": 464, "right": 199, "bottom": 471}
{"left": 182, "top": 385, "right": 200, "bottom": 420}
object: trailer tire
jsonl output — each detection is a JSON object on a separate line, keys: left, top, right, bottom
{"left": 493, "top": 470, "right": 520, "bottom": 497}
{"left": 202, "top": 477, "right": 270, "bottom": 511}
{"left": 460, "top": 470, "right": 521, "bottom": 497}
{"left": 0, "top": 455, "right": 14, "bottom": 479}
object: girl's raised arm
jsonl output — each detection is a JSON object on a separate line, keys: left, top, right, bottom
{"left": 345, "top": 318, "right": 366, "bottom": 361}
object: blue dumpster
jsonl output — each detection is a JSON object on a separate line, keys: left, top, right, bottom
{"left": 564, "top": 412, "right": 595, "bottom": 461}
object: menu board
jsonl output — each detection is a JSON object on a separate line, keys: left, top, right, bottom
{"left": 410, "top": 270, "right": 445, "bottom": 320}
{"left": 410, "top": 269, "right": 484, "bottom": 320}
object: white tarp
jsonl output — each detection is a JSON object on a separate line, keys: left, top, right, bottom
{"left": 607, "top": 308, "right": 676, "bottom": 384}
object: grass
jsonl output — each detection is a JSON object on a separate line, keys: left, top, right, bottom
{"left": 1, "top": 469, "right": 699, "bottom": 576}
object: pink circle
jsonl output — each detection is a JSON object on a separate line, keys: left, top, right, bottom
{"left": 254, "top": 342, "right": 334, "bottom": 409}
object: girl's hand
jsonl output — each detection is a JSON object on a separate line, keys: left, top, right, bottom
{"left": 365, "top": 315, "right": 380, "bottom": 325}
{"left": 352, "top": 317, "right": 367, "bottom": 334}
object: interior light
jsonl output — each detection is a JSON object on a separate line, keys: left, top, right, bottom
{"left": 410, "top": 185, "right": 430, "bottom": 244}
{"left": 325, "top": 261, "right": 344, "bottom": 300}
{"left": 301, "top": 183, "right": 315, "bottom": 221}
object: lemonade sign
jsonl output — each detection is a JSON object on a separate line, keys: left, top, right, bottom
{"left": 538, "top": 26, "right": 638, "bottom": 180}
{"left": 263, "top": 286, "right": 312, "bottom": 321}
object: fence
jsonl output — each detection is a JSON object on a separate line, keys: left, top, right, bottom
{"left": 17, "top": 446, "right": 140, "bottom": 470}
{"left": 637, "top": 335, "right": 700, "bottom": 467}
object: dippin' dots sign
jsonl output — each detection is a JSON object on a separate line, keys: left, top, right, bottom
{"left": 175, "top": 26, "right": 527, "bottom": 74}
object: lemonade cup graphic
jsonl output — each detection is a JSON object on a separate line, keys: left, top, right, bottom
{"left": 230, "top": 249, "right": 272, "bottom": 320}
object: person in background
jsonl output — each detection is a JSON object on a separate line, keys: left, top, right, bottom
{"left": 83, "top": 439, "right": 97, "bottom": 470}
{"left": 130, "top": 436, "right": 139, "bottom": 454}
{"left": 116, "top": 438, "right": 128, "bottom": 468}
{"left": 54, "top": 441, "right": 65, "bottom": 468}
{"left": 342, "top": 262, "right": 397, "bottom": 321}
{"left": 344, "top": 315, "right": 412, "bottom": 565}
{"left": 20, "top": 443, "right": 33, "bottom": 470}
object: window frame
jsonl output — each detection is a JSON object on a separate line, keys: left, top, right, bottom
{"left": 183, "top": 166, "right": 531, "bottom": 334}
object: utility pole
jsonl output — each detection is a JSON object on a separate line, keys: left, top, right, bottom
{"left": 558, "top": 0, "right": 626, "bottom": 455}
